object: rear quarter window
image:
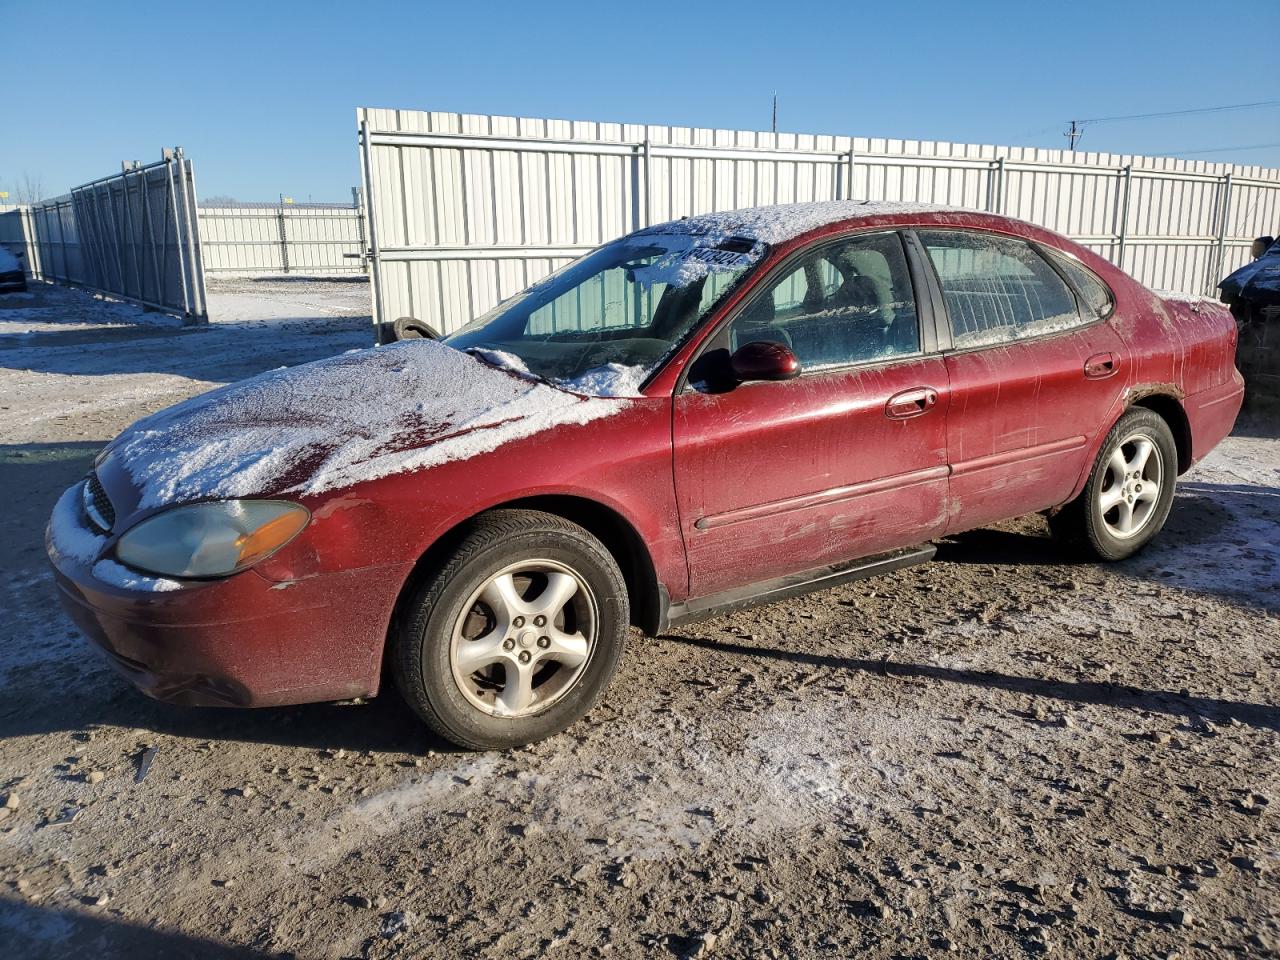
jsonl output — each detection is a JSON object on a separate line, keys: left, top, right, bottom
{"left": 1044, "top": 249, "right": 1115, "bottom": 319}
{"left": 919, "top": 231, "right": 1086, "bottom": 349}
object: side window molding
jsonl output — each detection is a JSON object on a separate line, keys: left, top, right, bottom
{"left": 902, "top": 230, "right": 950, "bottom": 354}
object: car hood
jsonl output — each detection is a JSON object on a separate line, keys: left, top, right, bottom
{"left": 1220, "top": 252, "right": 1280, "bottom": 307}
{"left": 104, "top": 339, "right": 626, "bottom": 509}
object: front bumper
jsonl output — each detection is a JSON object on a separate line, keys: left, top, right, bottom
{"left": 49, "top": 506, "right": 413, "bottom": 708}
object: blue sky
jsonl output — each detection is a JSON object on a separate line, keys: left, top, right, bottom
{"left": 3, "top": 0, "right": 1278, "bottom": 202}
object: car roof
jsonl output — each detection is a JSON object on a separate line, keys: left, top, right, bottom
{"left": 638, "top": 200, "right": 974, "bottom": 248}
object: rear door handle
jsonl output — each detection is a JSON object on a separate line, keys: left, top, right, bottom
{"left": 1084, "top": 353, "right": 1118, "bottom": 379}
{"left": 885, "top": 387, "right": 939, "bottom": 420}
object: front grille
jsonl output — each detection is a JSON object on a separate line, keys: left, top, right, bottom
{"left": 83, "top": 472, "right": 115, "bottom": 533}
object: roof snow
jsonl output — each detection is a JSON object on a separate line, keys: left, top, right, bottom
{"left": 644, "top": 201, "right": 964, "bottom": 247}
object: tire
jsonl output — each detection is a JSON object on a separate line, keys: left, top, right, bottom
{"left": 393, "top": 509, "right": 629, "bottom": 750}
{"left": 1049, "top": 408, "right": 1178, "bottom": 561}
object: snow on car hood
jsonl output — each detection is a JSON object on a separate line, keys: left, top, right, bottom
{"left": 107, "top": 339, "right": 628, "bottom": 507}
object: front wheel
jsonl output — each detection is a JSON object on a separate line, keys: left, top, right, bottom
{"left": 1049, "top": 408, "right": 1178, "bottom": 561}
{"left": 393, "top": 510, "right": 628, "bottom": 751}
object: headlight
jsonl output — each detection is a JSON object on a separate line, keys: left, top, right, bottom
{"left": 114, "top": 500, "right": 310, "bottom": 579}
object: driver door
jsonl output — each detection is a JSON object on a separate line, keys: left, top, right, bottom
{"left": 672, "top": 231, "right": 950, "bottom": 598}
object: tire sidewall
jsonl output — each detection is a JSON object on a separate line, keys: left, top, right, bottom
{"left": 408, "top": 526, "right": 627, "bottom": 749}
{"left": 1084, "top": 410, "right": 1178, "bottom": 560}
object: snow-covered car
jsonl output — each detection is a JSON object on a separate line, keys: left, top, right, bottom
{"left": 0, "top": 247, "right": 26, "bottom": 293}
{"left": 47, "top": 202, "right": 1244, "bottom": 750}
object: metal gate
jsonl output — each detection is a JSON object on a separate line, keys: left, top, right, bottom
{"left": 356, "top": 107, "right": 1280, "bottom": 337}
{"left": 25, "top": 148, "right": 207, "bottom": 321}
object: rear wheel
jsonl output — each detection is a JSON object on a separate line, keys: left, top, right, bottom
{"left": 393, "top": 510, "right": 628, "bottom": 750}
{"left": 1049, "top": 408, "right": 1177, "bottom": 561}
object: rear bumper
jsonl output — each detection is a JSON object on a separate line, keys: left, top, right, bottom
{"left": 50, "top": 543, "right": 412, "bottom": 708}
{"left": 1186, "top": 370, "right": 1245, "bottom": 466}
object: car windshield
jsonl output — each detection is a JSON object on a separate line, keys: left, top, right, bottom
{"left": 444, "top": 231, "right": 765, "bottom": 395}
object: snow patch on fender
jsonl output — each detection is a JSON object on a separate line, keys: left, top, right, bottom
{"left": 109, "top": 339, "right": 630, "bottom": 505}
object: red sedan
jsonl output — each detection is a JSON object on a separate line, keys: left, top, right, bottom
{"left": 47, "top": 202, "right": 1244, "bottom": 750}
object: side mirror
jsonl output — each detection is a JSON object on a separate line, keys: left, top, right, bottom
{"left": 730, "top": 340, "right": 801, "bottom": 383}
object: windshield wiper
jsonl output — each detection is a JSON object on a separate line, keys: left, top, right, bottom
{"left": 464, "top": 346, "right": 558, "bottom": 388}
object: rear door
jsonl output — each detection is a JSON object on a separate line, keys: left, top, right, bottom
{"left": 915, "top": 230, "right": 1127, "bottom": 532}
{"left": 672, "top": 230, "right": 950, "bottom": 599}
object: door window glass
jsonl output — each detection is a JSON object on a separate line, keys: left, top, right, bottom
{"left": 919, "top": 231, "right": 1084, "bottom": 347}
{"left": 728, "top": 232, "right": 919, "bottom": 370}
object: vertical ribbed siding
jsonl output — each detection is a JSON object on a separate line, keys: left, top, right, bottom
{"left": 358, "top": 109, "right": 1280, "bottom": 334}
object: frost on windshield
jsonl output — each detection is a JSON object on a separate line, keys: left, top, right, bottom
{"left": 627, "top": 233, "right": 764, "bottom": 290}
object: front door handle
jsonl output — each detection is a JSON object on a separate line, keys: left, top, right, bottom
{"left": 1084, "top": 353, "right": 1118, "bottom": 379}
{"left": 886, "top": 387, "right": 939, "bottom": 420}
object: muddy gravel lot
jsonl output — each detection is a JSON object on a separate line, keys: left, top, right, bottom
{"left": 0, "top": 280, "right": 1277, "bottom": 959}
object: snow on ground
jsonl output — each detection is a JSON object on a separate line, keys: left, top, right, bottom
{"left": 0, "top": 278, "right": 1277, "bottom": 959}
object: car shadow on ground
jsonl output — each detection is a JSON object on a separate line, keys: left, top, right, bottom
{"left": 659, "top": 634, "right": 1280, "bottom": 733}
{"left": 0, "top": 671, "right": 463, "bottom": 757}
{"left": 935, "top": 483, "right": 1279, "bottom": 614}
{"left": 0, "top": 896, "right": 263, "bottom": 960}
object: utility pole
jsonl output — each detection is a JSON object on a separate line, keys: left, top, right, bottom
{"left": 772, "top": 93, "right": 777, "bottom": 135}
{"left": 1065, "top": 120, "right": 1083, "bottom": 151}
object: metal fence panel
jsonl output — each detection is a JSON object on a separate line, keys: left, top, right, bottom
{"left": 197, "top": 201, "right": 364, "bottom": 275}
{"left": 18, "top": 149, "right": 207, "bottom": 321}
{"left": 357, "top": 108, "right": 1280, "bottom": 336}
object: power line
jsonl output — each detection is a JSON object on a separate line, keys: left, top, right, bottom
{"left": 1064, "top": 99, "right": 1280, "bottom": 152}
{"left": 1076, "top": 99, "right": 1280, "bottom": 125}
{"left": 1163, "top": 141, "right": 1280, "bottom": 157}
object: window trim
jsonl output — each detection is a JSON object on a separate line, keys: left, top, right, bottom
{"left": 676, "top": 229, "right": 940, "bottom": 393}
{"left": 913, "top": 228, "right": 1106, "bottom": 356}
{"left": 1034, "top": 242, "right": 1117, "bottom": 322}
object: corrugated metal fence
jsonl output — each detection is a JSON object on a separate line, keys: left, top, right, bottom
{"left": 356, "top": 108, "right": 1280, "bottom": 336}
{"left": 19, "top": 149, "right": 207, "bottom": 321}
{"left": 198, "top": 199, "right": 364, "bottom": 275}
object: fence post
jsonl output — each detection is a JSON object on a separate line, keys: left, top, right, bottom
{"left": 352, "top": 185, "right": 366, "bottom": 273}
{"left": 277, "top": 200, "right": 290, "bottom": 274}
{"left": 162, "top": 150, "right": 192, "bottom": 319}
{"left": 846, "top": 150, "right": 857, "bottom": 201}
{"left": 1116, "top": 164, "right": 1133, "bottom": 270}
{"left": 177, "top": 151, "right": 208, "bottom": 321}
{"left": 358, "top": 118, "right": 385, "bottom": 338}
{"left": 642, "top": 138, "right": 652, "bottom": 228}
{"left": 1213, "top": 172, "right": 1233, "bottom": 296}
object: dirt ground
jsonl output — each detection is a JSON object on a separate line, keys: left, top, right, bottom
{"left": 0, "top": 279, "right": 1277, "bottom": 960}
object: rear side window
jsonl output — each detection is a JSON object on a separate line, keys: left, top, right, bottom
{"left": 1045, "top": 249, "right": 1114, "bottom": 319}
{"left": 919, "top": 231, "right": 1084, "bottom": 348}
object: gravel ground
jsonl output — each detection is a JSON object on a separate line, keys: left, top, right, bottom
{"left": 0, "top": 280, "right": 1277, "bottom": 959}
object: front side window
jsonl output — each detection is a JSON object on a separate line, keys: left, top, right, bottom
{"left": 727, "top": 232, "right": 920, "bottom": 371}
{"left": 919, "top": 231, "right": 1084, "bottom": 348}
{"left": 445, "top": 231, "right": 762, "bottom": 391}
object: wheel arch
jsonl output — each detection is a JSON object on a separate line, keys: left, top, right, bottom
{"left": 384, "top": 494, "right": 664, "bottom": 680}
{"left": 1128, "top": 391, "right": 1192, "bottom": 475}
